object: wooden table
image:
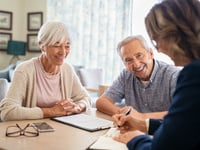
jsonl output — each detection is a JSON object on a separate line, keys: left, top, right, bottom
{"left": 0, "top": 108, "right": 112, "bottom": 150}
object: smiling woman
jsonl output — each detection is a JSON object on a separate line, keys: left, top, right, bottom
{"left": 0, "top": 20, "right": 92, "bottom": 121}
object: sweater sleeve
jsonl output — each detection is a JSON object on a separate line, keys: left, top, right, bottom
{"left": 127, "top": 135, "right": 152, "bottom": 150}
{"left": 0, "top": 59, "right": 43, "bottom": 121}
{"left": 60, "top": 64, "right": 92, "bottom": 109}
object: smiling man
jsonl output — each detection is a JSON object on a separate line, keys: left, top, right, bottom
{"left": 96, "top": 35, "right": 181, "bottom": 120}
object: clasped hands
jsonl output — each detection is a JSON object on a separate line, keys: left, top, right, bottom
{"left": 42, "top": 99, "right": 85, "bottom": 118}
{"left": 54, "top": 99, "right": 83, "bottom": 115}
{"left": 112, "top": 106, "right": 147, "bottom": 144}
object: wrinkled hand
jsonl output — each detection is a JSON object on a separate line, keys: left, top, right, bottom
{"left": 113, "top": 130, "right": 144, "bottom": 144}
{"left": 55, "top": 99, "right": 82, "bottom": 115}
{"left": 42, "top": 99, "right": 85, "bottom": 118}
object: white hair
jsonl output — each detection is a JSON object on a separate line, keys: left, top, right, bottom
{"left": 37, "top": 20, "right": 70, "bottom": 47}
{"left": 117, "top": 35, "right": 150, "bottom": 57}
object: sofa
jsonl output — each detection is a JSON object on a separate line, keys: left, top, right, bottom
{"left": 0, "top": 64, "right": 15, "bottom": 82}
{"left": 0, "top": 60, "right": 23, "bottom": 82}
{"left": 0, "top": 78, "right": 9, "bottom": 101}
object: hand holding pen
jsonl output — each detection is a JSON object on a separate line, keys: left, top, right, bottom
{"left": 112, "top": 107, "right": 132, "bottom": 128}
{"left": 124, "top": 107, "right": 132, "bottom": 116}
{"left": 112, "top": 107, "right": 147, "bottom": 133}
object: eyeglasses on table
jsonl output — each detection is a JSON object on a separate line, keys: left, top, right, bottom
{"left": 6, "top": 123, "right": 39, "bottom": 137}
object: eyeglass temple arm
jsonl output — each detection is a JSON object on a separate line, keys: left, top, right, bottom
{"left": 16, "top": 123, "right": 30, "bottom": 130}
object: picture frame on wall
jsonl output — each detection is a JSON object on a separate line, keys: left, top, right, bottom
{"left": 27, "top": 34, "right": 40, "bottom": 52}
{"left": 0, "top": 10, "right": 12, "bottom": 30}
{"left": 27, "top": 12, "right": 43, "bottom": 31}
{"left": 0, "top": 32, "right": 12, "bottom": 51}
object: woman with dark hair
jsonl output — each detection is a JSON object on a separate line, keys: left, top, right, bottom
{"left": 113, "top": 0, "right": 200, "bottom": 149}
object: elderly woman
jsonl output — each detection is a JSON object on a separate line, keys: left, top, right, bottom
{"left": 0, "top": 21, "right": 91, "bottom": 121}
{"left": 113, "top": 0, "right": 200, "bottom": 149}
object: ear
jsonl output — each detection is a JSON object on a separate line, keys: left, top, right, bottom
{"left": 39, "top": 44, "right": 46, "bottom": 52}
{"left": 38, "top": 42, "right": 45, "bottom": 52}
{"left": 149, "top": 48, "right": 154, "bottom": 58}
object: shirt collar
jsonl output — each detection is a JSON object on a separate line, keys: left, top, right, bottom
{"left": 149, "top": 59, "right": 159, "bottom": 83}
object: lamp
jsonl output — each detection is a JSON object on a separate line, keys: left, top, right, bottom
{"left": 7, "top": 40, "right": 26, "bottom": 64}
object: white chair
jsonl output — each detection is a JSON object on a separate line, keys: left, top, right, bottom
{"left": 78, "top": 68, "right": 104, "bottom": 90}
{"left": 78, "top": 68, "right": 104, "bottom": 107}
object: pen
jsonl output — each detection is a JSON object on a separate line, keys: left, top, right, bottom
{"left": 117, "top": 108, "right": 131, "bottom": 128}
{"left": 125, "top": 108, "right": 131, "bottom": 116}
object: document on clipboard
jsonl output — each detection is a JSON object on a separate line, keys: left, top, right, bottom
{"left": 52, "top": 114, "right": 113, "bottom": 132}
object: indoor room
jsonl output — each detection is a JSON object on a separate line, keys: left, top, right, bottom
{"left": 1, "top": 0, "right": 197, "bottom": 150}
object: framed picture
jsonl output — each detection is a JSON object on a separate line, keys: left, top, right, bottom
{"left": 27, "top": 12, "right": 43, "bottom": 31}
{"left": 27, "top": 34, "right": 40, "bottom": 52}
{"left": 0, "top": 32, "right": 12, "bottom": 51}
{"left": 0, "top": 10, "right": 12, "bottom": 30}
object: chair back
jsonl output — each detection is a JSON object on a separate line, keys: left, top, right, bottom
{"left": 78, "top": 68, "right": 104, "bottom": 89}
{"left": 98, "top": 84, "right": 110, "bottom": 96}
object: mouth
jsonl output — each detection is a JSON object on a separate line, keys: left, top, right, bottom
{"left": 134, "top": 64, "right": 145, "bottom": 72}
{"left": 55, "top": 56, "right": 65, "bottom": 62}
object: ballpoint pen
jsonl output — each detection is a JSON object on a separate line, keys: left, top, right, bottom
{"left": 125, "top": 108, "right": 131, "bottom": 116}
{"left": 117, "top": 108, "right": 132, "bottom": 128}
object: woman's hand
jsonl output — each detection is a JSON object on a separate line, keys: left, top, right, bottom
{"left": 113, "top": 130, "right": 144, "bottom": 144}
{"left": 56, "top": 99, "right": 82, "bottom": 115}
{"left": 42, "top": 99, "right": 85, "bottom": 118}
{"left": 118, "top": 106, "right": 146, "bottom": 120}
{"left": 112, "top": 111, "right": 147, "bottom": 133}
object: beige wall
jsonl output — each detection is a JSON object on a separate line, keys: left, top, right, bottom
{"left": 0, "top": 0, "right": 47, "bottom": 69}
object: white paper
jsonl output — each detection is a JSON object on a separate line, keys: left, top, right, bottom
{"left": 89, "top": 128, "right": 128, "bottom": 150}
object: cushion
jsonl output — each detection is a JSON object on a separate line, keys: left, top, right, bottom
{"left": 0, "top": 78, "right": 9, "bottom": 101}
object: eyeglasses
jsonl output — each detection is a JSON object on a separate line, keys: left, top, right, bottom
{"left": 6, "top": 123, "right": 39, "bottom": 137}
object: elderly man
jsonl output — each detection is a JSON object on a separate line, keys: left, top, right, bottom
{"left": 96, "top": 35, "right": 181, "bottom": 120}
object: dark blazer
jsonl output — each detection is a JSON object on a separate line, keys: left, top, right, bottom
{"left": 127, "top": 59, "right": 200, "bottom": 150}
{"left": 148, "top": 119, "right": 163, "bottom": 135}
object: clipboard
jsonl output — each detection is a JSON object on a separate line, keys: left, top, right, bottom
{"left": 51, "top": 114, "right": 113, "bottom": 132}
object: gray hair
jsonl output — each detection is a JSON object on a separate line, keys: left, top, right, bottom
{"left": 117, "top": 35, "right": 150, "bottom": 57}
{"left": 37, "top": 21, "right": 70, "bottom": 47}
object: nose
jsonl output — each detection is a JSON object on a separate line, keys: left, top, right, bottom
{"left": 125, "top": 60, "right": 138, "bottom": 71}
{"left": 129, "top": 59, "right": 140, "bottom": 70}
{"left": 59, "top": 46, "right": 70, "bottom": 55}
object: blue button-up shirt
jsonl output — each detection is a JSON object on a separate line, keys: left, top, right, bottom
{"left": 105, "top": 59, "right": 181, "bottom": 113}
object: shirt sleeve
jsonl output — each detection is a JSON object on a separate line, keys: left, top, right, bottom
{"left": 104, "top": 70, "right": 126, "bottom": 103}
